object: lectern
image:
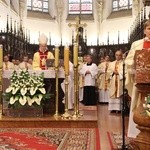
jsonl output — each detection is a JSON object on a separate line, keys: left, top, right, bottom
{"left": 133, "top": 49, "right": 150, "bottom": 150}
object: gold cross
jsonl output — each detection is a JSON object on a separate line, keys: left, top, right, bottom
{"left": 68, "top": 16, "right": 87, "bottom": 44}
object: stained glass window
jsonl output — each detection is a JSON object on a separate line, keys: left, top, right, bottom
{"left": 27, "top": 0, "right": 48, "bottom": 12}
{"left": 112, "top": 0, "right": 132, "bottom": 11}
{"left": 68, "top": 0, "right": 93, "bottom": 15}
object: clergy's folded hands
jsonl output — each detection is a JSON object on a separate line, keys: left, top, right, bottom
{"left": 113, "top": 70, "right": 119, "bottom": 75}
{"left": 85, "top": 70, "right": 91, "bottom": 75}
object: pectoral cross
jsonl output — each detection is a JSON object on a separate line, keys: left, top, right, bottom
{"left": 68, "top": 16, "right": 87, "bottom": 44}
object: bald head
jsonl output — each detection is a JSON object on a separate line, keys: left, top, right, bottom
{"left": 115, "top": 50, "right": 123, "bottom": 61}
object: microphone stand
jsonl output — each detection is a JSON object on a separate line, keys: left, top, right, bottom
{"left": 121, "top": 57, "right": 128, "bottom": 150}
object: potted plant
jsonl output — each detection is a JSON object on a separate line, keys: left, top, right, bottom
{"left": 4, "top": 70, "right": 50, "bottom": 117}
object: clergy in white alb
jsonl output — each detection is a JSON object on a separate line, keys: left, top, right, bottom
{"left": 61, "top": 61, "right": 74, "bottom": 109}
{"left": 78, "top": 55, "right": 87, "bottom": 102}
{"left": 19, "top": 56, "right": 32, "bottom": 71}
{"left": 79, "top": 55, "right": 98, "bottom": 105}
{"left": 108, "top": 50, "right": 123, "bottom": 112}
{"left": 125, "top": 19, "right": 150, "bottom": 138}
{"left": 3, "top": 55, "right": 14, "bottom": 70}
{"left": 97, "top": 55, "right": 111, "bottom": 103}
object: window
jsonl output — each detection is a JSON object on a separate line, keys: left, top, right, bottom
{"left": 27, "top": 0, "right": 48, "bottom": 12}
{"left": 68, "top": 0, "right": 93, "bottom": 15}
{"left": 112, "top": 0, "right": 132, "bottom": 11}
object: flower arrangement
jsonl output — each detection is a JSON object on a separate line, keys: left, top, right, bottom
{"left": 4, "top": 70, "right": 50, "bottom": 109}
{"left": 143, "top": 94, "right": 150, "bottom": 117}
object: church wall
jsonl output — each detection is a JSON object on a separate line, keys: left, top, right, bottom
{"left": 25, "top": 0, "right": 99, "bottom": 45}
{"left": 100, "top": 16, "right": 133, "bottom": 44}
{"left": 0, "top": 0, "right": 20, "bottom": 31}
{"left": 1, "top": 0, "right": 145, "bottom": 46}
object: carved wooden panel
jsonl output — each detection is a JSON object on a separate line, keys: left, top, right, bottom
{"left": 135, "top": 50, "right": 150, "bottom": 83}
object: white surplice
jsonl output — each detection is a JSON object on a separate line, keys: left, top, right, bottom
{"left": 108, "top": 60, "right": 123, "bottom": 111}
{"left": 79, "top": 63, "right": 98, "bottom": 105}
{"left": 3, "top": 61, "right": 15, "bottom": 70}
{"left": 125, "top": 39, "right": 144, "bottom": 138}
{"left": 61, "top": 61, "right": 74, "bottom": 109}
{"left": 79, "top": 63, "right": 98, "bottom": 86}
{"left": 18, "top": 62, "right": 32, "bottom": 71}
{"left": 97, "top": 62, "right": 111, "bottom": 103}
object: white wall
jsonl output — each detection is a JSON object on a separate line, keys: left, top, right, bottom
{"left": 100, "top": 17, "right": 133, "bottom": 44}
{"left": 0, "top": 0, "right": 20, "bottom": 31}
{"left": 0, "top": 0, "right": 137, "bottom": 45}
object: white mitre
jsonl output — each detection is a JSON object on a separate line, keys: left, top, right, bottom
{"left": 38, "top": 33, "right": 48, "bottom": 44}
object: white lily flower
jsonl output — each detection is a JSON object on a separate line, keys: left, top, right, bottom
{"left": 6, "top": 87, "right": 13, "bottom": 93}
{"left": 30, "top": 87, "right": 37, "bottom": 96}
{"left": 39, "top": 88, "right": 46, "bottom": 94}
{"left": 27, "top": 96, "right": 34, "bottom": 106}
{"left": 33, "top": 96, "right": 41, "bottom": 105}
{"left": 21, "top": 88, "right": 27, "bottom": 96}
{"left": 143, "top": 104, "right": 146, "bottom": 108}
{"left": 19, "top": 96, "right": 27, "bottom": 106}
{"left": 38, "top": 94, "right": 43, "bottom": 101}
{"left": 147, "top": 104, "right": 150, "bottom": 109}
{"left": 12, "top": 87, "right": 19, "bottom": 95}
{"left": 10, "top": 96, "right": 16, "bottom": 104}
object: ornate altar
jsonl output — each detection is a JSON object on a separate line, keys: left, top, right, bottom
{"left": 133, "top": 49, "right": 150, "bottom": 150}
{"left": 2, "top": 70, "right": 65, "bottom": 116}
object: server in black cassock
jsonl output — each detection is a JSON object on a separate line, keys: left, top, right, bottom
{"left": 79, "top": 54, "right": 98, "bottom": 105}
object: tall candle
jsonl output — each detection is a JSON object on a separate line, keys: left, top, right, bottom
{"left": 64, "top": 46, "right": 69, "bottom": 75}
{"left": 73, "top": 43, "right": 78, "bottom": 67}
{"left": 0, "top": 45, "right": 3, "bottom": 69}
{"left": 55, "top": 46, "right": 59, "bottom": 67}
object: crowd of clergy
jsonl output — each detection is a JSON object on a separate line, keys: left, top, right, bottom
{"left": 2, "top": 33, "right": 125, "bottom": 113}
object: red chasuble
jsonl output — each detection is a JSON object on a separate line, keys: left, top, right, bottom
{"left": 38, "top": 50, "right": 48, "bottom": 70}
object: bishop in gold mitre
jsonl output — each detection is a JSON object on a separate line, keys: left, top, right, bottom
{"left": 32, "top": 33, "right": 54, "bottom": 70}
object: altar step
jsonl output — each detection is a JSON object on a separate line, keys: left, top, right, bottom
{"left": 0, "top": 106, "right": 98, "bottom": 128}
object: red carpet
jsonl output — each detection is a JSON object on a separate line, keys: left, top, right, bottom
{"left": 0, "top": 128, "right": 100, "bottom": 150}
{"left": 107, "top": 132, "right": 134, "bottom": 150}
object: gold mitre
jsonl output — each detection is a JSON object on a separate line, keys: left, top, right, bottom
{"left": 38, "top": 33, "right": 48, "bottom": 45}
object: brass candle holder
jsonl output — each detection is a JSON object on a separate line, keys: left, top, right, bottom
{"left": 0, "top": 45, "right": 3, "bottom": 116}
{"left": 62, "top": 74, "right": 71, "bottom": 119}
{"left": 54, "top": 66, "right": 60, "bottom": 118}
{"left": 72, "top": 65, "right": 82, "bottom": 119}
{"left": 72, "top": 66, "right": 78, "bottom": 119}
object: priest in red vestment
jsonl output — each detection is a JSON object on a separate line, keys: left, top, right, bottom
{"left": 32, "top": 34, "right": 54, "bottom": 70}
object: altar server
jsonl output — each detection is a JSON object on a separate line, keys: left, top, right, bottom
{"left": 79, "top": 54, "right": 98, "bottom": 105}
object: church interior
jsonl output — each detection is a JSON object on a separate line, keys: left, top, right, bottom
{"left": 0, "top": 0, "right": 150, "bottom": 150}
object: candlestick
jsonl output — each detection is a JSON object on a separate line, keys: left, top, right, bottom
{"left": 64, "top": 46, "right": 69, "bottom": 75}
{"left": 0, "top": 45, "right": 3, "bottom": 68}
{"left": 0, "top": 44, "right": 3, "bottom": 116}
{"left": 55, "top": 46, "right": 59, "bottom": 67}
{"left": 73, "top": 43, "right": 78, "bottom": 67}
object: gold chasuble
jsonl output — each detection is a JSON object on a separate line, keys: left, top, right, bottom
{"left": 32, "top": 50, "right": 54, "bottom": 70}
